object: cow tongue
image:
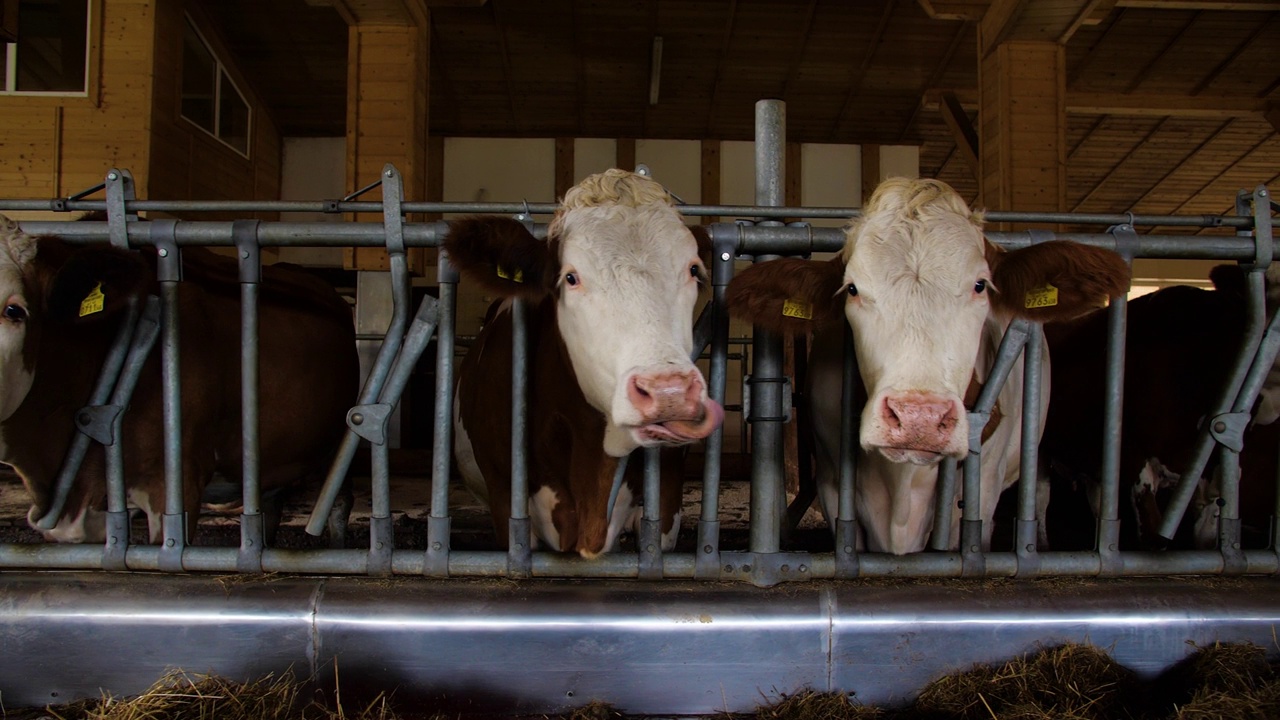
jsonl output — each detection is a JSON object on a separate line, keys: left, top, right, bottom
{"left": 653, "top": 399, "right": 724, "bottom": 440}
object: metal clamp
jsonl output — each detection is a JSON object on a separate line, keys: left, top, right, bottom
{"left": 1109, "top": 223, "right": 1140, "bottom": 262}
{"left": 52, "top": 179, "right": 108, "bottom": 213}
{"left": 150, "top": 220, "right": 182, "bottom": 283}
{"left": 74, "top": 405, "right": 124, "bottom": 445}
{"left": 694, "top": 520, "right": 721, "bottom": 579}
{"left": 1208, "top": 411, "right": 1250, "bottom": 453}
{"left": 237, "top": 513, "right": 265, "bottom": 574}
{"left": 1253, "top": 185, "right": 1274, "bottom": 269}
{"left": 424, "top": 516, "right": 451, "bottom": 577}
{"left": 233, "top": 220, "right": 261, "bottom": 284}
{"left": 508, "top": 517, "right": 532, "bottom": 579}
{"left": 743, "top": 375, "right": 793, "bottom": 423}
{"left": 381, "top": 164, "right": 406, "bottom": 257}
{"left": 835, "top": 519, "right": 860, "bottom": 578}
{"left": 105, "top": 169, "right": 136, "bottom": 250}
{"left": 347, "top": 403, "right": 394, "bottom": 446}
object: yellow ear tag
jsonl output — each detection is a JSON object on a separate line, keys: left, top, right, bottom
{"left": 79, "top": 283, "right": 105, "bottom": 317}
{"left": 782, "top": 298, "right": 814, "bottom": 320}
{"left": 497, "top": 266, "right": 524, "bottom": 283}
{"left": 1024, "top": 284, "right": 1059, "bottom": 309}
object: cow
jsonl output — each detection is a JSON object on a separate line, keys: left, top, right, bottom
{"left": 725, "top": 178, "right": 1131, "bottom": 554}
{"left": 446, "top": 169, "right": 723, "bottom": 558}
{"left": 0, "top": 214, "right": 359, "bottom": 544}
{"left": 1041, "top": 265, "right": 1278, "bottom": 551}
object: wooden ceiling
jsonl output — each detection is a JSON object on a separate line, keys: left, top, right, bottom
{"left": 199, "top": 0, "right": 1279, "bottom": 227}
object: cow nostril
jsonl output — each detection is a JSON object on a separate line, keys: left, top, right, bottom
{"left": 882, "top": 399, "right": 902, "bottom": 429}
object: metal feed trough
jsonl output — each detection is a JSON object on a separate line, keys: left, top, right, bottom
{"left": 0, "top": 101, "right": 1278, "bottom": 714}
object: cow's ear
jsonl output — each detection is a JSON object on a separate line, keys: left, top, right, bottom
{"left": 988, "top": 239, "right": 1131, "bottom": 323}
{"left": 443, "top": 216, "right": 554, "bottom": 301}
{"left": 725, "top": 256, "right": 846, "bottom": 335}
{"left": 45, "top": 246, "right": 148, "bottom": 324}
{"left": 690, "top": 224, "right": 712, "bottom": 263}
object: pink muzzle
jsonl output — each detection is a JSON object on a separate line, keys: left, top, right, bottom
{"left": 627, "top": 369, "right": 724, "bottom": 443}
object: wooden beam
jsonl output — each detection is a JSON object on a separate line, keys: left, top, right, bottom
{"left": 1116, "top": 0, "right": 1280, "bottom": 9}
{"left": 1071, "top": 117, "right": 1168, "bottom": 211}
{"left": 925, "top": 88, "right": 1269, "bottom": 118}
{"left": 778, "top": 0, "right": 820, "bottom": 101}
{"left": 899, "top": 22, "right": 971, "bottom": 143}
{"left": 1123, "top": 10, "right": 1200, "bottom": 93}
{"left": 828, "top": 0, "right": 896, "bottom": 140}
{"left": 489, "top": 0, "right": 517, "bottom": 129}
{"left": 1188, "top": 15, "right": 1275, "bottom": 95}
{"left": 1267, "top": 103, "right": 1280, "bottom": 133}
{"left": 703, "top": 0, "right": 739, "bottom": 137}
{"left": 701, "top": 140, "right": 721, "bottom": 225}
{"left": 981, "top": 0, "right": 1108, "bottom": 55}
{"left": 1127, "top": 118, "right": 1234, "bottom": 211}
{"left": 939, "top": 92, "right": 981, "bottom": 183}
{"left": 861, "top": 144, "right": 880, "bottom": 205}
{"left": 555, "top": 137, "right": 575, "bottom": 200}
{"left": 617, "top": 138, "right": 636, "bottom": 173}
{"left": 917, "top": 0, "right": 991, "bottom": 21}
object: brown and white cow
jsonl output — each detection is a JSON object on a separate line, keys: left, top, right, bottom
{"left": 726, "top": 178, "right": 1131, "bottom": 554}
{"left": 0, "top": 215, "right": 359, "bottom": 543}
{"left": 447, "top": 169, "right": 723, "bottom": 558}
{"left": 1042, "top": 265, "right": 1278, "bottom": 551}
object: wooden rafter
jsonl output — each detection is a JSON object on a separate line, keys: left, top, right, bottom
{"left": 828, "top": 0, "right": 896, "bottom": 141}
{"left": 1069, "top": 92, "right": 1267, "bottom": 117}
{"left": 1147, "top": 129, "right": 1278, "bottom": 231}
{"left": 1067, "top": 7, "right": 1126, "bottom": 86}
{"left": 1071, "top": 117, "right": 1168, "bottom": 210}
{"left": 488, "top": 0, "right": 517, "bottom": 130}
{"left": 898, "top": 21, "right": 971, "bottom": 143}
{"left": 980, "top": 0, "right": 1107, "bottom": 55}
{"left": 571, "top": 0, "right": 584, "bottom": 136}
{"left": 1189, "top": 14, "right": 1275, "bottom": 95}
{"left": 1123, "top": 10, "right": 1200, "bottom": 93}
{"left": 940, "top": 92, "right": 981, "bottom": 183}
{"left": 429, "top": 23, "right": 461, "bottom": 132}
{"left": 703, "top": 0, "right": 739, "bottom": 137}
{"left": 1128, "top": 118, "right": 1235, "bottom": 209}
{"left": 777, "top": 0, "right": 820, "bottom": 102}
{"left": 1067, "top": 115, "right": 1110, "bottom": 160}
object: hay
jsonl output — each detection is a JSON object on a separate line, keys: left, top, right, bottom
{"left": 1164, "top": 643, "right": 1280, "bottom": 720}
{"left": 755, "top": 690, "right": 884, "bottom": 720}
{"left": 912, "top": 644, "right": 1137, "bottom": 720}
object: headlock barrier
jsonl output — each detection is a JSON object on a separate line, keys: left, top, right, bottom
{"left": 0, "top": 101, "right": 1278, "bottom": 713}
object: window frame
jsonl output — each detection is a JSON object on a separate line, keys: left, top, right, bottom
{"left": 0, "top": 0, "right": 94, "bottom": 98}
{"left": 179, "top": 12, "right": 252, "bottom": 160}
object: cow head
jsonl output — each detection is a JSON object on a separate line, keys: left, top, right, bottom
{"left": 445, "top": 169, "right": 723, "bottom": 457}
{"left": 727, "top": 178, "right": 1131, "bottom": 464}
{"left": 0, "top": 215, "right": 147, "bottom": 538}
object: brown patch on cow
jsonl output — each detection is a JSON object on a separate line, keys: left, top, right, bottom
{"left": 36, "top": 241, "right": 148, "bottom": 325}
{"left": 725, "top": 256, "right": 846, "bottom": 335}
{"left": 987, "top": 240, "right": 1131, "bottom": 323}
{"left": 443, "top": 216, "right": 556, "bottom": 301}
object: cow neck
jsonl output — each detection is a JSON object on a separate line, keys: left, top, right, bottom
{"left": 531, "top": 298, "right": 625, "bottom": 555}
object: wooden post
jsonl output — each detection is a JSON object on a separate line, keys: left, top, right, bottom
{"left": 861, "top": 144, "right": 880, "bottom": 205}
{"left": 700, "top": 140, "right": 720, "bottom": 225}
{"left": 555, "top": 137, "right": 575, "bottom": 200}
{"left": 343, "top": 7, "right": 430, "bottom": 273}
{"left": 978, "top": 40, "right": 1066, "bottom": 229}
{"left": 617, "top": 138, "right": 636, "bottom": 173}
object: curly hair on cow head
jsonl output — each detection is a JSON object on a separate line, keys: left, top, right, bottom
{"left": 548, "top": 169, "right": 675, "bottom": 239}
{"left": 844, "top": 177, "right": 984, "bottom": 259}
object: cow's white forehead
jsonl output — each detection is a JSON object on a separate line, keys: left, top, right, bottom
{"left": 843, "top": 179, "right": 986, "bottom": 286}
{"left": 557, "top": 203, "right": 695, "bottom": 274}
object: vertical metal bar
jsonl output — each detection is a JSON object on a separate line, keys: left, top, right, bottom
{"left": 426, "top": 246, "right": 458, "bottom": 577}
{"left": 1216, "top": 444, "right": 1245, "bottom": 573}
{"left": 835, "top": 325, "right": 860, "bottom": 578}
{"left": 960, "top": 424, "right": 985, "bottom": 575}
{"left": 152, "top": 221, "right": 185, "bottom": 572}
{"left": 749, "top": 99, "right": 787, "bottom": 558}
{"left": 639, "top": 447, "right": 663, "bottom": 579}
{"left": 508, "top": 297, "right": 532, "bottom": 578}
{"left": 931, "top": 459, "right": 959, "bottom": 551}
{"left": 1098, "top": 226, "right": 1136, "bottom": 571}
{"left": 1016, "top": 323, "right": 1043, "bottom": 575}
{"left": 233, "top": 221, "right": 264, "bottom": 573}
{"left": 696, "top": 235, "right": 736, "bottom": 579}
{"left": 1158, "top": 191, "right": 1270, "bottom": 543}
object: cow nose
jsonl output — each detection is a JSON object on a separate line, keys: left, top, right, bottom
{"left": 628, "top": 370, "right": 704, "bottom": 423}
{"left": 882, "top": 394, "right": 958, "bottom": 435}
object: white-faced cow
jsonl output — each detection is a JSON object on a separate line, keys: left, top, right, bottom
{"left": 0, "top": 215, "right": 359, "bottom": 543}
{"left": 447, "top": 169, "right": 723, "bottom": 557}
{"left": 726, "top": 178, "right": 1131, "bottom": 554}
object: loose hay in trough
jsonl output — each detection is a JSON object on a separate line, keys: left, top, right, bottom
{"left": 6, "top": 643, "right": 1280, "bottom": 720}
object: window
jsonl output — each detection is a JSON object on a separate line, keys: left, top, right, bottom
{"left": 180, "top": 15, "right": 251, "bottom": 158}
{"left": 1, "top": 0, "right": 90, "bottom": 95}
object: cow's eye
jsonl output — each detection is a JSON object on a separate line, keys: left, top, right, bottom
{"left": 689, "top": 264, "right": 699, "bottom": 279}
{"left": 565, "top": 272, "right": 579, "bottom": 287}
{"left": 846, "top": 284, "right": 859, "bottom": 298}
{"left": 3, "top": 304, "right": 26, "bottom": 322}
{"left": 974, "top": 279, "right": 988, "bottom": 294}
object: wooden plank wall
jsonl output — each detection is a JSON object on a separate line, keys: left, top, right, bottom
{"left": 149, "top": 0, "right": 281, "bottom": 222}
{"left": 0, "top": 0, "right": 150, "bottom": 204}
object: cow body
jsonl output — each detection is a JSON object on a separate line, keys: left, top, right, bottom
{"left": 727, "top": 179, "right": 1131, "bottom": 554}
{"left": 1042, "top": 269, "right": 1277, "bottom": 550}
{"left": 0, "top": 216, "right": 359, "bottom": 543}
{"left": 447, "top": 170, "right": 722, "bottom": 557}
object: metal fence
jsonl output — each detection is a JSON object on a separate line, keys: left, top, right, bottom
{"left": 1, "top": 107, "right": 1276, "bottom": 587}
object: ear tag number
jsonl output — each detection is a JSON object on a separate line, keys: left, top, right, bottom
{"left": 497, "top": 266, "right": 524, "bottom": 283}
{"left": 1024, "top": 284, "right": 1059, "bottom": 309}
{"left": 782, "top": 298, "right": 813, "bottom": 319}
{"left": 79, "top": 283, "right": 105, "bottom": 317}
